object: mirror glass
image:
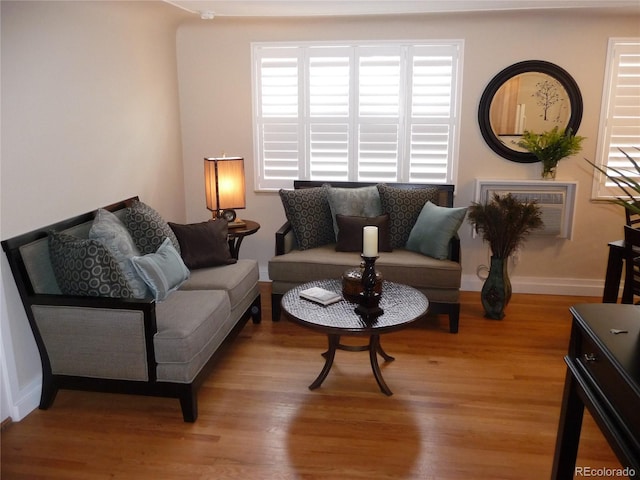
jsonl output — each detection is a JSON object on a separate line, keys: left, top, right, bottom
{"left": 478, "top": 61, "right": 582, "bottom": 163}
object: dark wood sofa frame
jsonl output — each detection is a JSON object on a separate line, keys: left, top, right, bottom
{"left": 2, "top": 197, "right": 261, "bottom": 422}
{"left": 271, "top": 181, "right": 461, "bottom": 331}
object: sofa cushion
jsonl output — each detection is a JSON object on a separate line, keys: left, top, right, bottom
{"left": 377, "top": 184, "right": 440, "bottom": 248}
{"left": 89, "top": 208, "right": 149, "bottom": 298}
{"left": 279, "top": 186, "right": 334, "bottom": 250}
{"left": 327, "top": 186, "right": 382, "bottom": 238}
{"left": 169, "top": 220, "right": 236, "bottom": 269}
{"left": 48, "top": 231, "right": 133, "bottom": 298}
{"left": 406, "top": 202, "right": 467, "bottom": 260}
{"left": 131, "top": 238, "right": 190, "bottom": 302}
{"left": 335, "top": 214, "right": 392, "bottom": 252}
{"left": 180, "top": 259, "right": 259, "bottom": 311}
{"left": 125, "top": 200, "right": 181, "bottom": 255}
{"left": 269, "top": 244, "right": 461, "bottom": 291}
{"left": 154, "top": 289, "right": 232, "bottom": 383}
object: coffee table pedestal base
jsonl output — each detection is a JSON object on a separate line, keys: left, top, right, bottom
{"left": 309, "top": 334, "right": 395, "bottom": 396}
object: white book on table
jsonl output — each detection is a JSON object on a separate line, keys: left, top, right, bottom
{"left": 299, "top": 287, "right": 342, "bottom": 306}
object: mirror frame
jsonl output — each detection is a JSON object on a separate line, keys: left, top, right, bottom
{"left": 478, "top": 60, "right": 583, "bottom": 163}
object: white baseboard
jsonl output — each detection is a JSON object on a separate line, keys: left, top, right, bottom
{"left": 461, "top": 274, "right": 609, "bottom": 297}
{"left": 9, "top": 375, "right": 41, "bottom": 422}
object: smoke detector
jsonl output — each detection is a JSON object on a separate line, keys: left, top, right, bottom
{"left": 199, "top": 11, "right": 215, "bottom": 20}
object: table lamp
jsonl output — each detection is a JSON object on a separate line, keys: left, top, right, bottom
{"left": 204, "top": 156, "right": 246, "bottom": 228}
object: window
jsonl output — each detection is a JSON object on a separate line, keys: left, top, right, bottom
{"left": 252, "top": 41, "right": 464, "bottom": 191}
{"left": 592, "top": 38, "right": 640, "bottom": 199}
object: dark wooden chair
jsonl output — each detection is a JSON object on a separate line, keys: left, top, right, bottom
{"left": 625, "top": 201, "right": 640, "bottom": 229}
{"left": 622, "top": 225, "right": 640, "bottom": 304}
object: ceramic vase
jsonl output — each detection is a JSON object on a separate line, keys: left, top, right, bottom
{"left": 481, "top": 256, "right": 512, "bottom": 320}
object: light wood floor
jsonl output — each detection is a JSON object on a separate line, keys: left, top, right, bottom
{"left": 1, "top": 286, "right": 623, "bottom": 479}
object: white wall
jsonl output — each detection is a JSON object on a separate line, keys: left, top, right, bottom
{"left": 0, "top": 0, "right": 189, "bottom": 421}
{"left": 176, "top": 9, "right": 639, "bottom": 293}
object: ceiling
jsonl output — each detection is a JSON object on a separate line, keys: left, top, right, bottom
{"left": 164, "top": 0, "right": 640, "bottom": 19}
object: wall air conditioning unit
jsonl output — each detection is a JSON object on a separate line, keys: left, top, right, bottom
{"left": 475, "top": 180, "right": 578, "bottom": 239}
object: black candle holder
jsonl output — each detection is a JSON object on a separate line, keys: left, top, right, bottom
{"left": 354, "top": 255, "right": 383, "bottom": 321}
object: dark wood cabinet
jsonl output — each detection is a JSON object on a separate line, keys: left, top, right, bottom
{"left": 551, "top": 303, "right": 640, "bottom": 479}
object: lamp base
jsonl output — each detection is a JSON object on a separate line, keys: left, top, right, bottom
{"left": 214, "top": 209, "right": 246, "bottom": 228}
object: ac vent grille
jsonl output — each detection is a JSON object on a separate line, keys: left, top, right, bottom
{"left": 475, "top": 180, "right": 577, "bottom": 239}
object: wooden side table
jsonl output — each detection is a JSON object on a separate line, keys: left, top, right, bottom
{"left": 228, "top": 220, "right": 260, "bottom": 259}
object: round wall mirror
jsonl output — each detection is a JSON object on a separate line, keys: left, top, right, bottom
{"left": 478, "top": 60, "right": 583, "bottom": 163}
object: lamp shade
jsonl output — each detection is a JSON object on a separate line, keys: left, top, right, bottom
{"left": 204, "top": 157, "right": 246, "bottom": 213}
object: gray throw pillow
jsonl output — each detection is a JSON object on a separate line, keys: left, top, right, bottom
{"left": 377, "top": 184, "right": 440, "bottom": 248}
{"left": 89, "top": 209, "right": 149, "bottom": 298}
{"left": 279, "top": 186, "right": 334, "bottom": 250}
{"left": 327, "top": 186, "right": 382, "bottom": 239}
{"left": 169, "top": 220, "right": 236, "bottom": 269}
{"left": 125, "top": 200, "right": 181, "bottom": 255}
{"left": 48, "top": 231, "right": 133, "bottom": 298}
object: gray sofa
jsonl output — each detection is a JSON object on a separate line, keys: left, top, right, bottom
{"left": 269, "top": 181, "right": 463, "bottom": 333}
{"left": 2, "top": 197, "right": 260, "bottom": 422}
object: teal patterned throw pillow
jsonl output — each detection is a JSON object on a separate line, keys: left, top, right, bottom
{"left": 48, "top": 231, "right": 133, "bottom": 298}
{"left": 279, "top": 186, "right": 335, "bottom": 250}
{"left": 377, "top": 184, "right": 440, "bottom": 248}
{"left": 125, "top": 200, "right": 180, "bottom": 255}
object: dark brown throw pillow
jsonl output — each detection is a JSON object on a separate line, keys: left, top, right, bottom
{"left": 335, "top": 214, "right": 392, "bottom": 252}
{"left": 168, "top": 220, "right": 236, "bottom": 269}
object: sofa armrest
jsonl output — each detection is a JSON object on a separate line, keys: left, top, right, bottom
{"left": 30, "top": 292, "right": 154, "bottom": 310}
{"left": 449, "top": 236, "right": 461, "bottom": 263}
{"left": 28, "top": 294, "right": 158, "bottom": 382}
{"left": 275, "top": 221, "right": 295, "bottom": 256}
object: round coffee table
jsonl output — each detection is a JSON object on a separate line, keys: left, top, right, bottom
{"left": 281, "top": 279, "right": 429, "bottom": 395}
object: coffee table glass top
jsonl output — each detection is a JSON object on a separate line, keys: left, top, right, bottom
{"left": 281, "top": 279, "right": 429, "bottom": 334}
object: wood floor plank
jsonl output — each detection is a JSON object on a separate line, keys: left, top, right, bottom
{"left": 1, "top": 286, "right": 624, "bottom": 479}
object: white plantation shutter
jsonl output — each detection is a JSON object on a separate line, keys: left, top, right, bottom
{"left": 593, "top": 38, "right": 640, "bottom": 199}
{"left": 308, "top": 49, "right": 351, "bottom": 181}
{"left": 408, "top": 45, "right": 460, "bottom": 183}
{"left": 357, "top": 48, "right": 402, "bottom": 182}
{"left": 254, "top": 48, "right": 302, "bottom": 189}
{"left": 252, "top": 41, "right": 463, "bottom": 190}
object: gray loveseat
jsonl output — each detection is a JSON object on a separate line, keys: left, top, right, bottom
{"left": 269, "top": 181, "right": 464, "bottom": 333}
{"left": 2, "top": 197, "right": 260, "bottom": 422}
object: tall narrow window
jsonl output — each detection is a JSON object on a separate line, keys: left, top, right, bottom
{"left": 252, "top": 41, "right": 463, "bottom": 191}
{"left": 592, "top": 38, "right": 640, "bottom": 199}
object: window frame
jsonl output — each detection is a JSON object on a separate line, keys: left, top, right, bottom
{"left": 251, "top": 39, "right": 464, "bottom": 192}
{"left": 592, "top": 37, "right": 640, "bottom": 200}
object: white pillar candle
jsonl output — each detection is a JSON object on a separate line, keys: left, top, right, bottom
{"left": 362, "top": 226, "right": 378, "bottom": 257}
